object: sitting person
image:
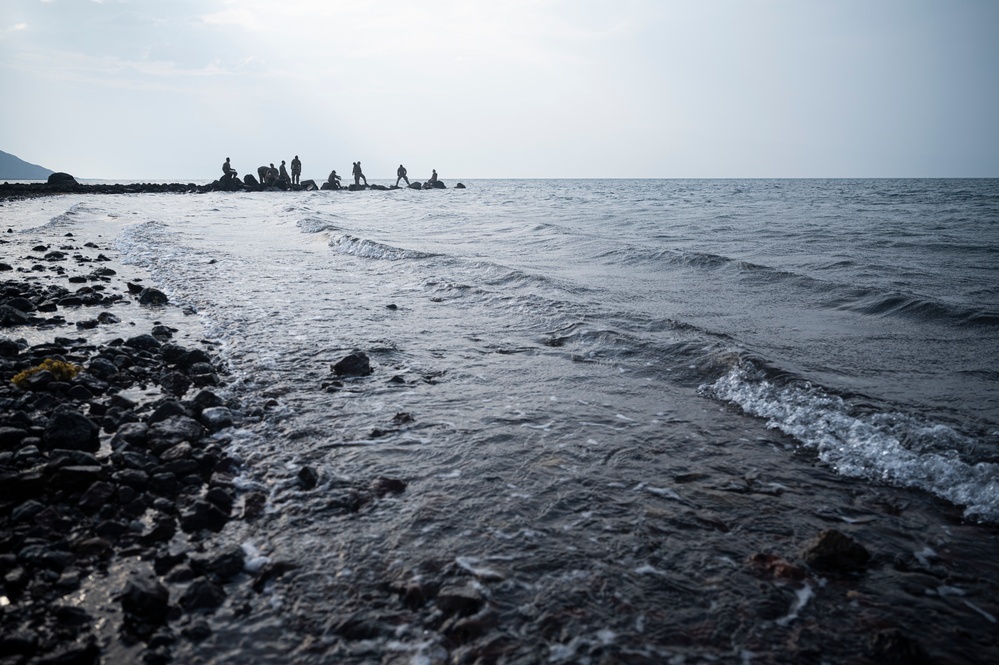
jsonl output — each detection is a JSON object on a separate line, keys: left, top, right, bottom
{"left": 222, "top": 157, "right": 237, "bottom": 178}
{"left": 327, "top": 170, "right": 342, "bottom": 189}
{"left": 265, "top": 163, "right": 279, "bottom": 186}
{"left": 428, "top": 169, "right": 438, "bottom": 184}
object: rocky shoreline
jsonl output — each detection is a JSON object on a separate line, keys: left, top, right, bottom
{"left": 0, "top": 227, "right": 277, "bottom": 664}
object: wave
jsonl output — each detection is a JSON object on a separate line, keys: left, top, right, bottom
{"left": 824, "top": 290, "right": 999, "bottom": 327}
{"left": 702, "top": 361, "right": 999, "bottom": 522}
{"left": 327, "top": 234, "right": 436, "bottom": 261}
{"left": 297, "top": 217, "right": 341, "bottom": 234}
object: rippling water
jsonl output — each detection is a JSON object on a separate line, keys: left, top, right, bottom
{"left": 4, "top": 178, "right": 998, "bottom": 661}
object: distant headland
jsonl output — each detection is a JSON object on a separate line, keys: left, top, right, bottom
{"left": 0, "top": 150, "right": 54, "bottom": 180}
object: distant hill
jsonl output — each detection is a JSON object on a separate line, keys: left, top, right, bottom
{"left": 0, "top": 150, "right": 54, "bottom": 180}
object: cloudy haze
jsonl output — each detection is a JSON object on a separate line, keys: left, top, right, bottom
{"left": 1, "top": 0, "right": 997, "bottom": 180}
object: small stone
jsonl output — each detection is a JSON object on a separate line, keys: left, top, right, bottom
{"left": 369, "top": 476, "right": 407, "bottom": 497}
{"left": 180, "top": 578, "right": 226, "bottom": 612}
{"left": 298, "top": 465, "right": 319, "bottom": 490}
{"left": 799, "top": 529, "right": 871, "bottom": 572}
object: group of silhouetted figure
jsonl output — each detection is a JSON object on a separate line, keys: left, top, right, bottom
{"left": 220, "top": 157, "right": 444, "bottom": 191}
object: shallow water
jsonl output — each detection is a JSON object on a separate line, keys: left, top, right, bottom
{"left": 3, "top": 179, "right": 998, "bottom": 662}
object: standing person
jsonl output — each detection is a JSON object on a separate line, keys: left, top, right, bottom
{"left": 395, "top": 164, "right": 410, "bottom": 187}
{"left": 352, "top": 161, "right": 367, "bottom": 186}
{"left": 279, "top": 160, "right": 290, "bottom": 184}
{"left": 291, "top": 155, "right": 302, "bottom": 185}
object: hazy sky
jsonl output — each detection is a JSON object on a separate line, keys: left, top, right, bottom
{"left": 1, "top": 0, "right": 997, "bottom": 180}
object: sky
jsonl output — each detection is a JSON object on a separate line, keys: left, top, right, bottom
{"left": 1, "top": 0, "right": 998, "bottom": 180}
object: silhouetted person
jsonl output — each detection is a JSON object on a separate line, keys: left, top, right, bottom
{"left": 266, "top": 163, "right": 279, "bottom": 186}
{"left": 291, "top": 155, "right": 302, "bottom": 185}
{"left": 428, "top": 169, "right": 438, "bottom": 184}
{"left": 327, "top": 170, "right": 342, "bottom": 189}
{"left": 222, "top": 157, "right": 236, "bottom": 177}
{"left": 279, "top": 160, "right": 290, "bottom": 184}
{"left": 257, "top": 165, "right": 268, "bottom": 183}
{"left": 352, "top": 161, "right": 367, "bottom": 186}
{"left": 395, "top": 164, "right": 410, "bottom": 187}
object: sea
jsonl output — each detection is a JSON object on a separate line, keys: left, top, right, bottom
{"left": 2, "top": 178, "right": 998, "bottom": 662}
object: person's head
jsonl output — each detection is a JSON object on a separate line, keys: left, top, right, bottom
{"left": 225, "top": 157, "right": 230, "bottom": 162}
{"left": 281, "top": 160, "right": 286, "bottom": 165}
{"left": 270, "top": 163, "right": 275, "bottom": 168}
{"left": 295, "top": 155, "right": 299, "bottom": 159}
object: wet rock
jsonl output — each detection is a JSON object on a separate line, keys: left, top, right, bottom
{"left": 0, "top": 336, "right": 21, "bottom": 356}
{"left": 241, "top": 491, "right": 267, "bottom": 520}
{"left": 191, "top": 389, "right": 225, "bottom": 413}
{"left": 0, "top": 629, "right": 39, "bottom": 656}
{"left": 0, "top": 303, "right": 31, "bottom": 326}
{"left": 138, "top": 287, "right": 169, "bottom": 306}
{"left": 182, "top": 619, "right": 212, "bottom": 642}
{"left": 147, "top": 415, "right": 204, "bottom": 452}
{"left": 436, "top": 584, "right": 485, "bottom": 616}
{"left": 110, "top": 422, "right": 149, "bottom": 449}
{"left": 868, "top": 628, "right": 932, "bottom": 664}
{"left": 369, "top": 476, "right": 407, "bottom": 497}
{"left": 332, "top": 351, "right": 372, "bottom": 377}
{"left": 297, "top": 465, "right": 319, "bottom": 490}
{"left": 198, "top": 546, "right": 245, "bottom": 580}
{"left": 121, "top": 574, "right": 171, "bottom": 636}
{"left": 36, "top": 642, "right": 100, "bottom": 665}
{"left": 799, "top": 529, "right": 871, "bottom": 572}
{"left": 0, "top": 425, "right": 29, "bottom": 447}
{"left": 199, "top": 406, "right": 233, "bottom": 432}
{"left": 86, "top": 357, "right": 118, "bottom": 380}
{"left": 44, "top": 404, "right": 99, "bottom": 452}
{"left": 125, "top": 333, "right": 162, "bottom": 351}
{"left": 179, "top": 499, "right": 229, "bottom": 533}
{"left": 149, "top": 400, "right": 189, "bottom": 424}
{"left": 179, "top": 578, "right": 226, "bottom": 612}
{"left": 159, "top": 370, "right": 192, "bottom": 396}
{"left": 79, "top": 480, "right": 116, "bottom": 511}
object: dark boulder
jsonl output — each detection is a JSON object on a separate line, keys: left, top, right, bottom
{"left": 180, "top": 499, "right": 229, "bottom": 533}
{"left": 44, "top": 404, "right": 99, "bottom": 452}
{"left": 301, "top": 179, "right": 318, "bottom": 191}
{"left": 431, "top": 181, "right": 446, "bottom": 189}
{"left": 408, "top": 182, "right": 423, "bottom": 190}
{"left": 138, "top": 287, "right": 169, "bottom": 306}
{"left": 455, "top": 183, "right": 466, "bottom": 189}
{"left": 47, "top": 172, "right": 79, "bottom": 188}
{"left": 0, "top": 304, "right": 31, "bottom": 326}
{"left": 120, "top": 574, "right": 170, "bottom": 636}
{"left": 333, "top": 351, "right": 372, "bottom": 377}
{"left": 125, "top": 333, "right": 162, "bottom": 351}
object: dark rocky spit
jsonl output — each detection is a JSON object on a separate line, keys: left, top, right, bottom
{"left": 2, "top": 188, "right": 999, "bottom": 665}
{"left": 0, "top": 172, "right": 465, "bottom": 200}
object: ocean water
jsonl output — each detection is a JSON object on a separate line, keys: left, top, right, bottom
{"left": 4, "top": 178, "right": 999, "bottom": 660}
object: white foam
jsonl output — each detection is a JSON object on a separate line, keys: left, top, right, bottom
{"left": 706, "top": 366, "right": 999, "bottom": 522}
